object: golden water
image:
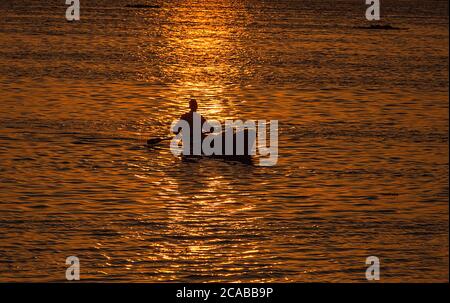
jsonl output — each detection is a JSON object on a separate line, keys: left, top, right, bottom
{"left": 0, "top": 0, "right": 448, "bottom": 282}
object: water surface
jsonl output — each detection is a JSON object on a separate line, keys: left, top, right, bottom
{"left": 0, "top": 0, "right": 448, "bottom": 282}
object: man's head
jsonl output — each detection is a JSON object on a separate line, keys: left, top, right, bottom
{"left": 189, "top": 99, "right": 198, "bottom": 112}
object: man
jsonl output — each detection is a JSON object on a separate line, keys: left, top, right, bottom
{"left": 175, "top": 99, "right": 210, "bottom": 155}
{"left": 179, "top": 99, "right": 208, "bottom": 131}
{"left": 171, "top": 99, "right": 256, "bottom": 159}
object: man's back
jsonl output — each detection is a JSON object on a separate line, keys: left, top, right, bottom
{"left": 177, "top": 99, "right": 209, "bottom": 155}
{"left": 180, "top": 111, "right": 207, "bottom": 132}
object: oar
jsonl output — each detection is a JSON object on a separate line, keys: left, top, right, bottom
{"left": 146, "top": 136, "right": 173, "bottom": 145}
{"left": 146, "top": 130, "right": 215, "bottom": 146}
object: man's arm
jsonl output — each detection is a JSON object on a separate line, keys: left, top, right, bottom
{"left": 173, "top": 114, "right": 186, "bottom": 134}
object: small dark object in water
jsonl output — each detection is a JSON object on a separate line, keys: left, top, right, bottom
{"left": 355, "top": 24, "right": 403, "bottom": 30}
{"left": 125, "top": 4, "right": 161, "bottom": 9}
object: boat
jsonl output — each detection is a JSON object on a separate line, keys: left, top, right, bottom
{"left": 176, "top": 129, "right": 256, "bottom": 164}
{"left": 147, "top": 128, "right": 256, "bottom": 163}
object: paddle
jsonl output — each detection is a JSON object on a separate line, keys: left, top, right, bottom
{"left": 146, "top": 136, "right": 172, "bottom": 145}
{"left": 146, "top": 130, "right": 215, "bottom": 146}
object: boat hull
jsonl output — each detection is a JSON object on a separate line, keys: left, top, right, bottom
{"left": 181, "top": 129, "right": 256, "bottom": 163}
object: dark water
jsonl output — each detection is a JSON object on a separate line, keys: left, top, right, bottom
{"left": 0, "top": 0, "right": 448, "bottom": 282}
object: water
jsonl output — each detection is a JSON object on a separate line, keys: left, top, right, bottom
{"left": 0, "top": 0, "right": 448, "bottom": 282}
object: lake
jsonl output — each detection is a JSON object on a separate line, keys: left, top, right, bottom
{"left": 0, "top": 0, "right": 448, "bottom": 282}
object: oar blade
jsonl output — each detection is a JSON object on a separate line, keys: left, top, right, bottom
{"left": 147, "top": 138, "right": 161, "bottom": 145}
{"left": 146, "top": 136, "right": 172, "bottom": 146}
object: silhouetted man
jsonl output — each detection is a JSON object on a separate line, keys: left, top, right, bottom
{"left": 174, "top": 99, "right": 210, "bottom": 155}
{"left": 179, "top": 99, "right": 208, "bottom": 131}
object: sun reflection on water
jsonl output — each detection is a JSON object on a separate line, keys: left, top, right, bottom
{"left": 139, "top": 0, "right": 253, "bottom": 121}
